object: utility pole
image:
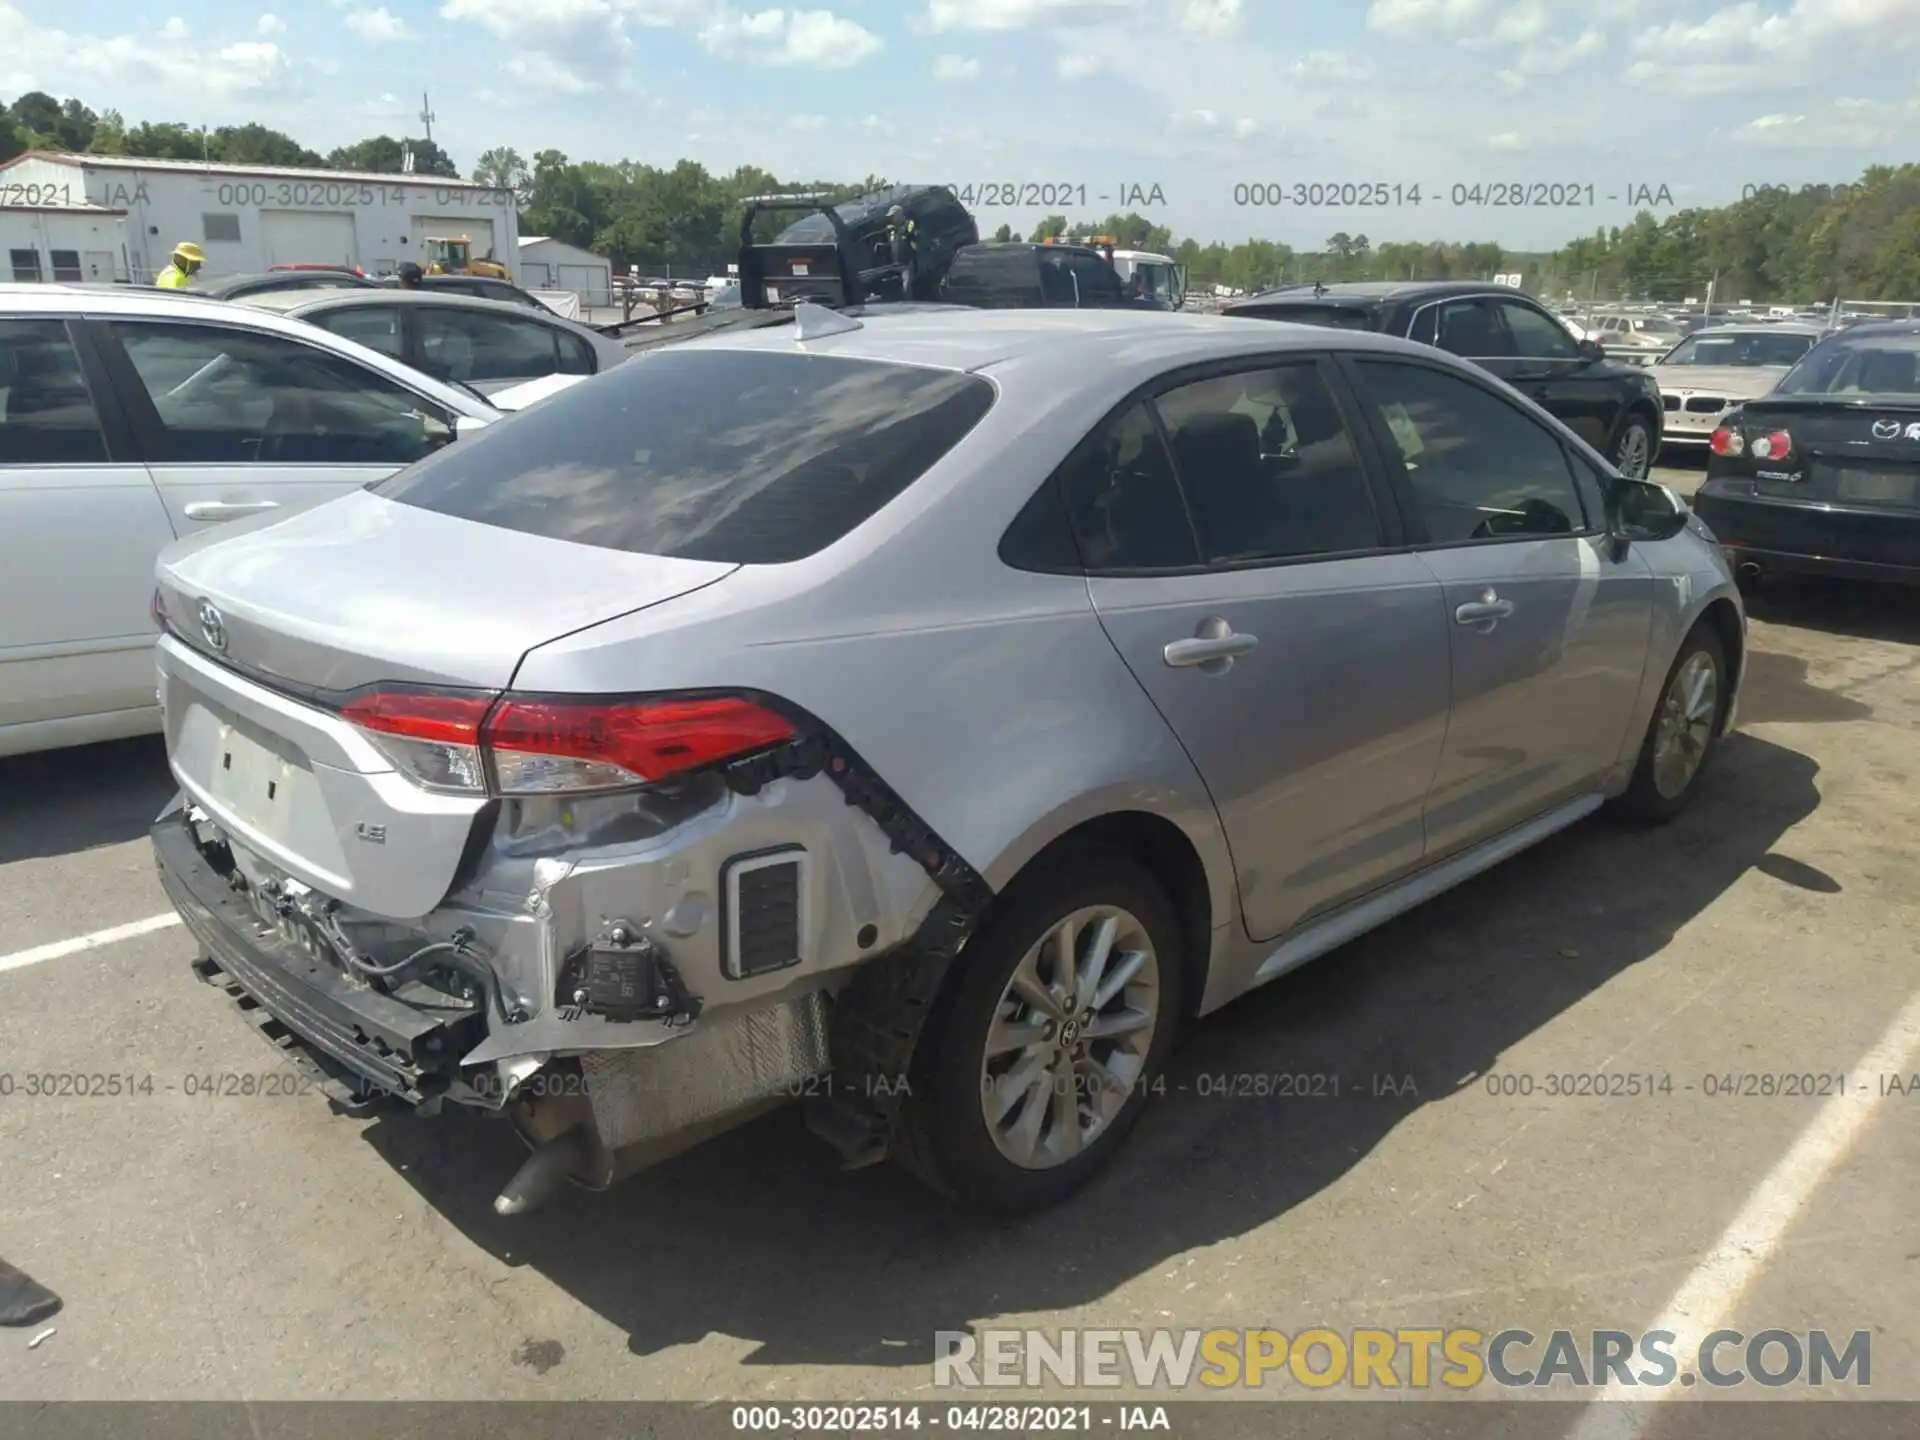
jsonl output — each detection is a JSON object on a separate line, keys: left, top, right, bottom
{"left": 419, "top": 92, "right": 436, "bottom": 146}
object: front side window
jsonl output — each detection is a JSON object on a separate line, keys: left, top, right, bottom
{"left": 1150, "top": 363, "right": 1381, "bottom": 562}
{"left": 0, "top": 318, "right": 109, "bottom": 464}
{"left": 1056, "top": 401, "right": 1199, "bottom": 571}
{"left": 1434, "top": 299, "right": 1514, "bottom": 358}
{"left": 1496, "top": 300, "right": 1581, "bottom": 361}
{"left": 111, "top": 321, "right": 447, "bottom": 466}
{"left": 376, "top": 349, "right": 995, "bottom": 563}
{"left": 1038, "top": 255, "right": 1078, "bottom": 305}
{"left": 416, "top": 307, "right": 564, "bottom": 383}
{"left": 1065, "top": 253, "right": 1125, "bottom": 301}
{"left": 1353, "top": 360, "right": 1587, "bottom": 543}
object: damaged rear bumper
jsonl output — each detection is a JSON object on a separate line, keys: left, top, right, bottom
{"left": 155, "top": 804, "right": 475, "bottom": 1110}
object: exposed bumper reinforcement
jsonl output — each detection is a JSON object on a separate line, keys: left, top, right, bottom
{"left": 152, "top": 810, "right": 477, "bottom": 1109}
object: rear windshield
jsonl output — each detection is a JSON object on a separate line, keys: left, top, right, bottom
{"left": 373, "top": 349, "right": 996, "bottom": 563}
{"left": 1231, "top": 304, "right": 1376, "bottom": 330}
{"left": 1774, "top": 331, "right": 1920, "bottom": 397}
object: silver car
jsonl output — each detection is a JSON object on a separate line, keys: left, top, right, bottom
{"left": 0, "top": 285, "right": 499, "bottom": 760}
{"left": 149, "top": 307, "right": 1746, "bottom": 1215}
{"left": 235, "top": 290, "right": 631, "bottom": 399}
{"left": 1649, "top": 323, "right": 1825, "bottom": 452}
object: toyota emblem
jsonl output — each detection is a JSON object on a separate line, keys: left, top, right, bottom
{"left": 197, "top": 600, "right": 228, "bottom": 653}
{"left": 1872, "top": 418, "right": 1902, "bottom": 440}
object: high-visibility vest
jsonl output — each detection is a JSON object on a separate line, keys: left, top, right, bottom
{"left": 155, "top": 265, "right": 191, "bottom": 289}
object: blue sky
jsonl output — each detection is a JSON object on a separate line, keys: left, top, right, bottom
{"left": 5, "top": 0, "right": 1919, "bottom": 249}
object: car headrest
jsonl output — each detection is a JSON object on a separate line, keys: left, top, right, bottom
{"left": 1170, "top": 411, "right": 1262, "bottom": 478}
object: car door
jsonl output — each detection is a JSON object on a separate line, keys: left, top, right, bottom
{"left": 1066, "top": 357, "right": 1453, "bottom": 942}
{"left": 1341, "top": 354, "right": 1656, "bottom": 858}
{"left": 1489, "top": 296, "right": 1624, "bottom": 452}
{"left": 413, "top": 304, "right": 591, "bottom": 395}
{"left": 0, "top": 315, "right": 177, "bottom": 748}
{"left": 94, "top": 315, "right": 458, "bottom": 538}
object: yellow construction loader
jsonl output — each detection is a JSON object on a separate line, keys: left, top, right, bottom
{"left": 423, "top": 236, "right": 509, "bottom": 280}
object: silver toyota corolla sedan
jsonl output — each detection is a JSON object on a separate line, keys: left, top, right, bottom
{"left": 149, "top": 306, "right": 1746, "bottom": 1215}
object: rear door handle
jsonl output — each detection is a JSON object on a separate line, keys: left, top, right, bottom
{"left": 183, "top": 500, "right": 281, "bottom": 521}
{"left": 1164, "top": 632, "right": 1258, "bottom": 668}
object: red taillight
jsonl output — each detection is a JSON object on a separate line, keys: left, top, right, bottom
{"left": 338, "top": 689, "right": 795, "bottom": 795}
{"left": 1709, "top": 426, "right": 1743, "bottom": 457}
{"left": 484, "top": 695, "right": 795, "bottom": 794}
{"left": 1750, "top": 429, "right": 1792, "bottom": 461}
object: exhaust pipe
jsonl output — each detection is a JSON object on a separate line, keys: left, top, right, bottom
{"left": 494, "top": 1125, "right": 596, "bottom": 1216}
{"left": 1737, "top": 562, "right": 1762, "bottom": 582}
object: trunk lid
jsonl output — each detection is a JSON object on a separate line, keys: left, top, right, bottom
{"left": 1730, "top": 397, "right": 1920, "bottom": 508}
{"left": 155, "top": 488, "right": 738, "bottom": 694}
{"left": 153, "top": 490, "right": 738, "bottom": 920}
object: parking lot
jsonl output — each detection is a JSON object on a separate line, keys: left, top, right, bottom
{"left": 2, "top": 447, "right": 1916, "bottom": 1410}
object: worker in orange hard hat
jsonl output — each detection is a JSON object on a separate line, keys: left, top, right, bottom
{"left": 155, "top": 242, "right": 204, "bottom": 288}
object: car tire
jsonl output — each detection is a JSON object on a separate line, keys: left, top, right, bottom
{"left": 1609, "top": 623, "right": 1728, "bottom": 825}
{"left": 892, "top": 857, "right": 1183, "bottom": 1214}
{"left": 1612, "top": 415, "right": 1656, "bottom": 479}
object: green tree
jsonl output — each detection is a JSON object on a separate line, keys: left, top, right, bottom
{"left": 473, "top": 145, "right": 532, "bottom": 202}
{"left": 325, "top": 136, "right": 459, "bottom": 177}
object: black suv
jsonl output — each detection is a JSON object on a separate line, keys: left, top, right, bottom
{"left": 1224, "top": 281, "right": 1663, "bottom": 477}
{"left": 939, "top": 243, "right": 1168, "bottom": 311}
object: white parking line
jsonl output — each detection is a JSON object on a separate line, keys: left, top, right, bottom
{"left": 0, "top": 913, "right": 182, "bottom": 975}
{"left": 1566, "top": 985, "right": 1920, "bottom": 1439}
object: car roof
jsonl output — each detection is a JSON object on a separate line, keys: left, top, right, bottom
{"left": 0, "top": 283, "right": 244, "bottom": 316}
{"left": 1233, "top": 280, "right": 1496, "bottom": 306}
{"left": 673, "top": 305, "right": 1440, "bottom": 379}
{"left": 241, "top": 289, "right": 541, "bottom": 314}
{"left": 1812, "top": 319, "right": 1920, "bottom": 341}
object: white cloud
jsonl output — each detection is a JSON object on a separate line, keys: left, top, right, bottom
{"left": 345, "top": 7, "right": 407, "bottom": 40}
{"left": 0, "top": 5, "right": 295, "bottom": 96}
{"left": 699, "top": 9, "right": 883, "bottom": 66}
{"left": 1057, "top": 50, "right": 1102, "bottom": 78}
{"left": 1485, "top": 130, "right": 1526, "bottom": 150}
{"left": 161, "top": 15, "right": 188, "bottom": 37}
{"left": 790, "top": 111, "right": 828, "bottom": 129}
{"left": 1627, "top": 0, "right": 1920, "bottom": 91}
{"left": 1366, "top": 0, "right": 1494, "bottom": 36}
{"left": 1727, "top": 95, "right": 1920, "bottom": 148}
{"left": 437, "top": 0, "right": 615, "bottom": 42}
{"left": 1232, "top": 116, "right": 1257, "bottom": 137}
{"left": 934, "top": 53, "right": 980, "bottom": 78}
{"left": 1174, "top": 0, "right": 1240, "bottom": 33}
{"left": 926, "top": 0, "right": 1135, "bottom": 31}
{"left": 256, "top": 12, "right": 284, "bottom": 33}
{"left": 505, "top": 52, "right": 597, "bottom": 91}
{"left": 1291, "top": 49, "right": 1373, "bottom": 81}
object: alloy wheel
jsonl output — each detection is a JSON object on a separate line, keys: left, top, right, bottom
{"left": 1616, "top": 423, "right": 1652, "bottom": 479}
{"left": 1652, "top": 650, "right": 1719, "bottom": 798}
{"left": 979, "top": 904, "right": 1160, "bottom": 1170}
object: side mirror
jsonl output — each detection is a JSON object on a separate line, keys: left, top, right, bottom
{"left": 1610, "top": 477, "right": 1689, "bottom": 553}
{"left": 1577, "top": 338, "right": 1607, "bottom": 362}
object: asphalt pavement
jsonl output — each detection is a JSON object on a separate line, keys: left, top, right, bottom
{"left": 1, "top": 499, "right": 1915, "bottom": 1409}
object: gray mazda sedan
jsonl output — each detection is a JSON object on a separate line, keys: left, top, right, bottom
{"left": 149, "top": 306, "right": 1745, "bottom": 1215}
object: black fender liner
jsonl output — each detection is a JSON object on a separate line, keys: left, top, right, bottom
{"left": 720, "top": 711, "right": 995, "bottom": 1165}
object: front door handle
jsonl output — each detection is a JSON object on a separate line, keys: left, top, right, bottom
{"left": 1164, "top": 616, "right": 1258, "bottom": 671}
{"left": 183, "top": 500, "right": 281, "bottom": 521}
{"left": 1455, "top": 588, "right": 1515, "bottom": 626}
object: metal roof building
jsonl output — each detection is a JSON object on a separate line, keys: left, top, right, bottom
{"left": 0, "top": 151, "right": 519, "bottom": 283}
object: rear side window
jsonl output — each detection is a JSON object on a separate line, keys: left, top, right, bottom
{"left": 376, "top": 350, "right": 996, "bottom": 563}
{"left": 0, "top": 319, "right": 109, "bottom": 464}
{"left": 1056, "top": 402, "right": 1199, "bottom": 570}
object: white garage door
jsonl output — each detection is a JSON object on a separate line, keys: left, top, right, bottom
{"left": 261, "top": 210, "right": 356, "bottom": 268}
{"left": 410, "top": 216, "right": 500, "bottom": 267}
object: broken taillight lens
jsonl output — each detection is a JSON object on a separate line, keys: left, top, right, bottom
{"left": 339, "top": 689, "right": 796, "bottom": 796}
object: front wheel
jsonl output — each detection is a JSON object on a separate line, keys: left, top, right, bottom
{"left": 1612, "top": 416, "right": 1655, "bottom": 479}
{"left": 893, "top": 858, "right": 1183, "bottom": 1213}
{"left": 1609, "top": 624, "right": 1727, "bottom": 824}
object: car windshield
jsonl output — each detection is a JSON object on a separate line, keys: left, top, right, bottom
{"left": 374, "top": 349, "right": 996, "bottom": 562}
{"left": 1661, "top": 331, "right": 1817, "bottom": 367}
{"left": 1774, "top": 332, "right": 1920, "bottom": 397}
